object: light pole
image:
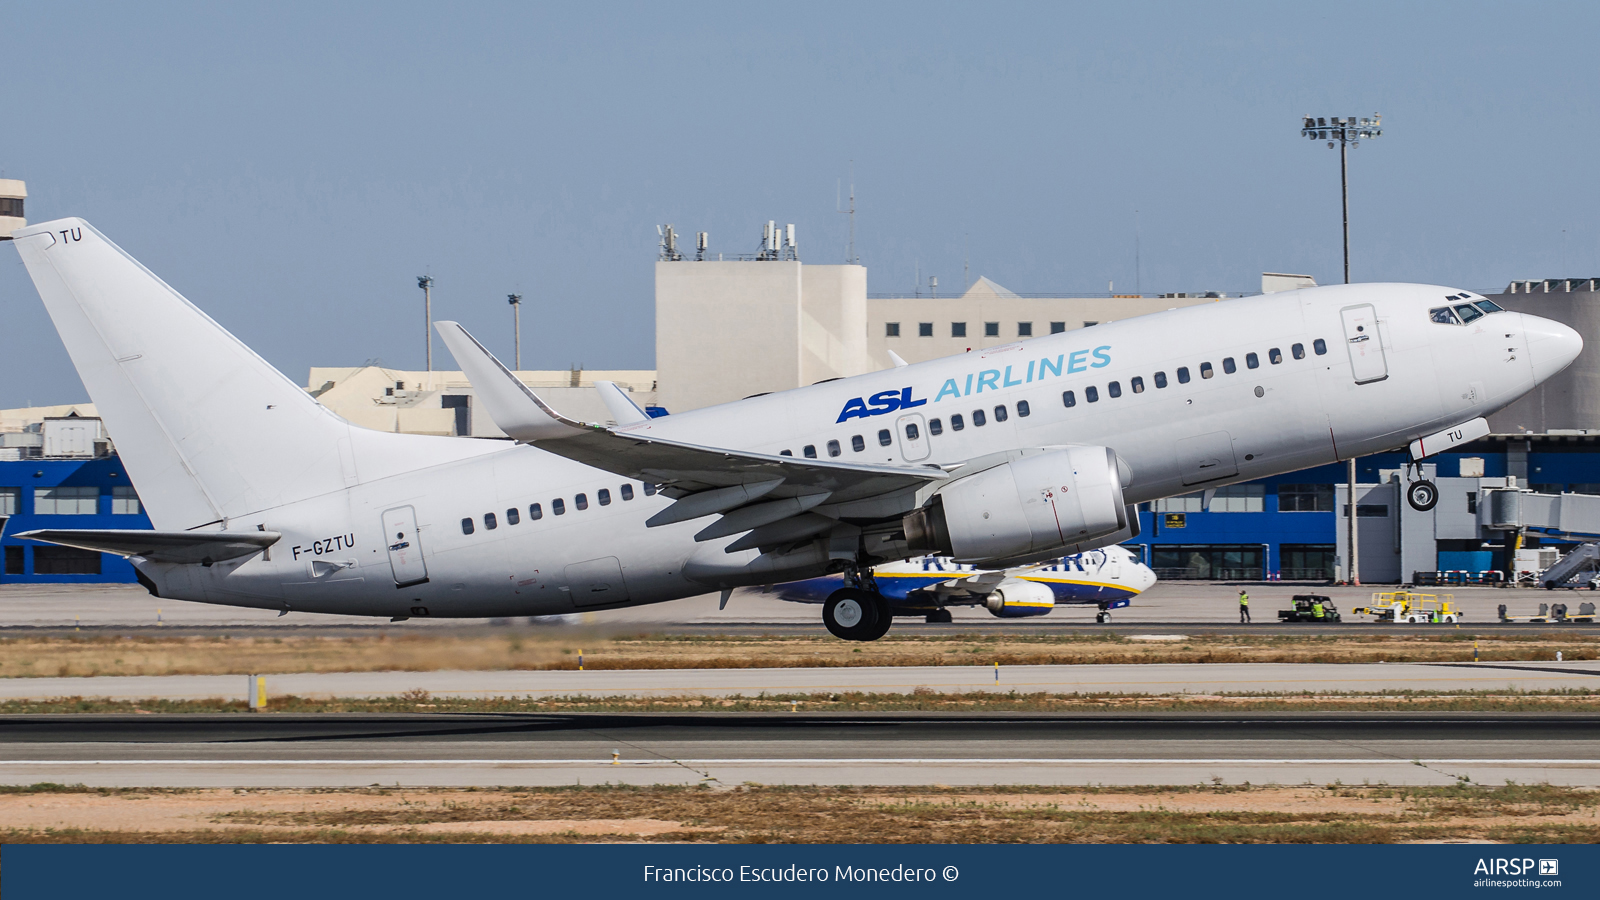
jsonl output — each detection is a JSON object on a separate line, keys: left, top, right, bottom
{"left": 508, "top": 294, "right": 523, "bottom": 370}
{"left": 1301, "top": 113, "right": 1381, "bottom": 585}
{"left": 417, "top": 275, "right": 434, "bottom": 375}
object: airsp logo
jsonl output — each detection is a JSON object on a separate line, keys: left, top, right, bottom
{"left": 836, "top": 387, "right": 927, "bottom": 423}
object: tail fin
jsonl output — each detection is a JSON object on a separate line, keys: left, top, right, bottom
{"left": 13, "top": 218, "right": 359, "bottom": 529}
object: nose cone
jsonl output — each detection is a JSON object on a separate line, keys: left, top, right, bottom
{"left": 1524, "top": 313, "right": 1584, "bottom": 384}
{"left": 1134, "top": 562, "right": 1158, "bottom": 593}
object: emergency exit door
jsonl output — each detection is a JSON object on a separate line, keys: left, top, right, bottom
{"left": 1340, "top": 304, "right": 1389, "bottom": 384}
{"left": 382, "top": 506, "right": 429, "bottom": 588}
{"left": 896, "top": 413, "right": 930, "bottom": 461}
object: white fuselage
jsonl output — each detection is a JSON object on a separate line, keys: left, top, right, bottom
{"left": 142, "top": 283, "right": 1571, "bottom": 618}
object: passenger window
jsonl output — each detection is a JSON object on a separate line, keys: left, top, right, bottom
{"left": 530, "top": 502, "right": 543, "bottom": 520}
{"left": 461, "top": 517, "right": 475, "bottom": 535}
{"left": 1154, "top": 371, "right": 1168, "bottom": 388}
{"left": 575, "top": 493, "right": 588, "bottom": 511}
{"left": 1131, "top": 376, "right": 1144, "bottom": 393}
{"left": 553, "top": 498, "right": 566, "bottom": 515}
{"left": 780, "top": 449, "right": 793, "bottom": 456}
{"left": 1222, "top": 358, "right": 1236, "bottom": 374}
{"left": 621, "top": 484, "right": 634, "bottom": 501}
{"left": 484, "top": 512, "right": 497, "bottom": 530}
{"left": 1268, "top": 348, "right": 1282, "bottom": 365}
{"left": 1062, "top": 390, "right": 1076, "bottom": 407}
{"left": 1085, "top": 386, "right": 1100, "bottom": 403}
{"left": 506, "top": 507, "right": 520, "bottom": 525}
{"left": 951, "top": 413, "right": 966, "bottom": 430}
{"left": 906, "top": 421, "right": 921, "bottom": 439}
{"left": 1430, "top": 307, "right": 1459, "bottom": 325}
{"left": 1177, "top": 367, "right": 1191, "bottom": 384}
{"left": 929, "top": 418, "right": 944, "bottom": 434}
{"left": 1313, "top": 339, "right": 1327, "bottom": 355}
{"left": 1016, "top": 400, "right": 1030, "bottom": 417}
{"left": 1200, "top": 362, "right": 1214, "bottom": 379}
{"left": 598, "top": 488, "right": 611, "bottom": 506}
{"left": 1292, "top": 343, "right": 1305, "bottom": 359}
{"left": 1454, "top": 303, "right": 1484, "bottom": 324}
{"left": 878, "top": 429, "right": 892, "bottom": 446}
{"left": 827, "top": 439, "right": 841, "bottom": 457}
{"left": 643, "top": 483, "right": 657, "bottom": 496}
{"left": 973, "top": 409, "right": 988, "bottom": 426}
{"left": 1476, "top": 299, "right": 1505, "bottom": 313}
{"left": 993, "top": 405, "right": 1008, "bottom": 422}
{"left": 852, "top": 434, "right": 865, "bottom": 452}
{"left": 1245, "top": 352, "right": 1259, "bottom": 369}
{"left": 803, "top": 445, "right": 817, "bottom": 459}
{"left": 1107, "top": 381, "right": 1122, "bottom": 398}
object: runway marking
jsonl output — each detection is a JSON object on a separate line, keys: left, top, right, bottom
{"left": 1, "top": 759, "right": 1596, "bottom": 766}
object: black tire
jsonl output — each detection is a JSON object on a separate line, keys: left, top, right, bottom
{"left": 823, "top": 588, "right": 880, "bottom": 641}
{"left": 1407, "top": 479, "right": 1439, "bottom": 512}
{"left": 924, "top": 609, "right": 954, "bottom": 624}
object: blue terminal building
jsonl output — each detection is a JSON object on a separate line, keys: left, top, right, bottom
{"left": 0, "top": 455, "right": 151, "bottom": 583}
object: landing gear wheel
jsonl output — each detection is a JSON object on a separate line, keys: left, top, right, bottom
{"left": 1407, "top": 479, "right": 1439, "bottom": 512}
{"left": 925, "top": 609, "right": 954, "bottom": 624}
{"left": 1095, "top": 611, "right": 1110, "bottom": 623}
{"left": 823, "top": 588, "right": 889, "bottom": 641}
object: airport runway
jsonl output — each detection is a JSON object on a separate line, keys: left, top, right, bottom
{"left": 1, "top": 660, "right": 1596, "bottom": 702}
{"left": 2, "top": 582, "right": 1590, "bottom": 634}
{"left": 0, "top": 712, "right": 1595, "bottom": 788}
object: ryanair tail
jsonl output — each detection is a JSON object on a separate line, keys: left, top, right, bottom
{"left": 12, "top": 218, "right": 374, "bottom": 530}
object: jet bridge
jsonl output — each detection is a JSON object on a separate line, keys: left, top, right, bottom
{"left": 1476, "top": 485, "right": 1600, "bottom": 587}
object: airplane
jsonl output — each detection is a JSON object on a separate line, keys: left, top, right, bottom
{"left": 9, "top": 218, "right": 1582, "bottom": 641}
{"left": 764, "top": 546, "right": 1155, "bottom": 635}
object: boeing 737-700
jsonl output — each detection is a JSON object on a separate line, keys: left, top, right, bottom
{"left": 10, "top": 218, "right": 1582, "bottom": 640}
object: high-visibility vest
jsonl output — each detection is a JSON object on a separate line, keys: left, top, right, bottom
{"left": 1239, "top": 594, "right": 1249, "bottom": 606}
{"left": 1312, "top": 603, "right": 1325, "bottom": 619}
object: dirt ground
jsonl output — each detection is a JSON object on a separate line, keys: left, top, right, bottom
{"left": 1, "top": 783, "right": 1595, "bottom": 844}
{"left": 0, "top": 630, "right": 1595, "bottom": 678}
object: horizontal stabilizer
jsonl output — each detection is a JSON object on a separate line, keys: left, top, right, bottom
{"left": 16, "top": 529, "right": 280, "bottom": 564}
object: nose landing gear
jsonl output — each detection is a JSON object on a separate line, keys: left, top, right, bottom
{"left": 1406, "top": 479, "right": 1439, "bottom": 512}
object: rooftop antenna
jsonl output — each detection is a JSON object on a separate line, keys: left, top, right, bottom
{"left": 837, "top": 161, "right": 857, "bottom": 264}
{"left": 964, "top": 233, "right": 970, "bottom": 290}
{"left": 658, "top": 225, "right": 682, "bottom": 261}
{"left": 696, "top": 231, "right": 708, "bottom": 261}
{"left": 1134, "top": 209, "right": 1142, "bottom": 296}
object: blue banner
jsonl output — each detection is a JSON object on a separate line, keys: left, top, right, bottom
{"left": 4, "top": 844, "right": 1595, "bottom": 898}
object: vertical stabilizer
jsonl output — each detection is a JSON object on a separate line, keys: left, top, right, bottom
{"left": 12, "top": 218, "right": 359, "bottom": 529}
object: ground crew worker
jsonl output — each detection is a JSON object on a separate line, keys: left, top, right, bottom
{"left": 1238, "top": 589, "right": 1250, "bottom": 623}
{"left": 1312, "top": 599, "right": 1325, "bottom": 620}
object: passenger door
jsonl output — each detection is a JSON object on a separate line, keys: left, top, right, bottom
{"left": 895, "top": 413, "right": 930, "bottom": 462}
{"left": 381, "top": 506, "right": 429, "bottom": 588}
{"left": 1340, "top": 304, "right": 1389, "bottom": 384}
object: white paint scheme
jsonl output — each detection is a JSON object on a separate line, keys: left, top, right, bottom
{"left": 9, "top": 218, "right": 1583, "bottom": 623}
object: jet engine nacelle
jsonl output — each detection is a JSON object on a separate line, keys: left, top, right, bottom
{"left": 984, "top": 580, "right": 1055, "bottom": 618}
{"left": 904, "top": 446, "right": 1128, "bottom": 565}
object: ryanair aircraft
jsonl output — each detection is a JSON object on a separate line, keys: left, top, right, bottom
{"left": 767, "top": 547, "right": 1154, "bottom": 635}
{"left": 10, "top": 218, "right": 1582, "bottom": 641}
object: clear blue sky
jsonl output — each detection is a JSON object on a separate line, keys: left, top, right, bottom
{"left": 4, "top": 2, "right": 1598, "bottom": 407}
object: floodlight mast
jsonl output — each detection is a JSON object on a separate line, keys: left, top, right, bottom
{"left": 1301, "top": 113, "right": 1381, "bottom": 586}
{"left": 508, "top": 293, "right": 523, "bottom": 370}
{"left": 417, "top": 275, "right": 434, "bottom": 375}
{"left": 1301, "top": 114, "right": 1382, "bottom": 285}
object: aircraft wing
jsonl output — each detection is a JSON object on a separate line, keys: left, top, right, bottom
{"left": 926, "top": 568, "right": 1042, "bottom": 595}
{"left": 435, "top": 322, "right": 945, "bottom": 526}
{"left": 15, "top": 529, "right": 280, "bottom": 564}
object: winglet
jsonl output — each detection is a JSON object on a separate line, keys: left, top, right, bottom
{"left": 595, "top": 380, "right": 651, "bottom": 426}
{"left": 435, "top": 321, "right": 589, "bottom": 441}
{"left": 888, "top": 349, "right": 909, "bottom": 368}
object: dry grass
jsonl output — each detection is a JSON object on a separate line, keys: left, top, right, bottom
{"left": 0, "top": 630, "right": 1595, "bottom": 677}
{"left": 3, "top": 688, "right": 1597, "bottom": 714}
{"left": 0, "top": 783, "right": 1595, "bottom": 844}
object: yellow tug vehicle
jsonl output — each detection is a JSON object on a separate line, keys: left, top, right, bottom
{"left": 1350, "top": 591, "right": 1463, "bottom": 624}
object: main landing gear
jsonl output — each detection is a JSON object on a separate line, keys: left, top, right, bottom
{"left": 823, "top": 588, "right": 894, "bottom": 641}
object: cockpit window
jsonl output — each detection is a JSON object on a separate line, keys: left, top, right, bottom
{"left": 1475, "top": 299, "right": 1505, "bottom": 313}
{"left": 1454, "top": 303, "right": 1485, "bottom": 324}
{"left": 1429, "top": 307, "right": 1460, "bottom": 325}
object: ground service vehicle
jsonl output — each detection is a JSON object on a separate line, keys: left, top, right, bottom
{"left": 1278, "top": 594, "right": 1341, "bottom": 623}
{"left": 1351, "top": 591, "right": 1461, "bottom": 623}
